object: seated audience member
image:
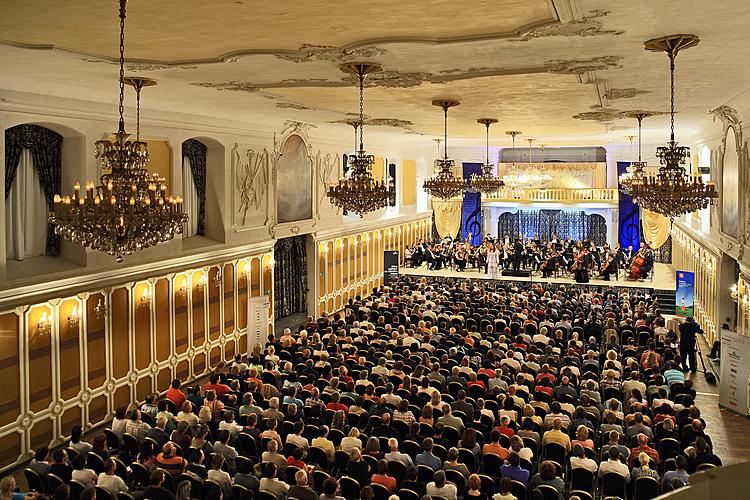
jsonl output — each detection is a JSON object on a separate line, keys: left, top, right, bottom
{"left": 530, "top": 461, "right": 565, "bottom": 499}
{"left": 426, "top": 470, "right": 458, "bottom": 500}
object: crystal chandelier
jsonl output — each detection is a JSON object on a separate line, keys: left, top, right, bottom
{"left": 629, "top": 34, "right": 717, "bottom": 218}
{"left": 423, "top": 100, "right": 468, "bottom": 200}
{"left": 502, "top": 134, "right": 551, "bottom": 190}
{"left": 327, "top": 63, "right": 395, "bottom": 217}
{"left": 470, "top": 118, "right": 505, "bottom": 195}
{"left": 49, "top": 0, "right": 187, "bottom": 262}
{"left": 619, "top": 112, "right": 650, "bottom": 193}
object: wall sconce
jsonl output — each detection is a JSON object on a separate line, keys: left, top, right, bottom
{"left": 731, "top": 283, "right": 739, "bottom": 303}
{"left": 365, "top": 235, "right": 371, "bottom": 243}
{"left": 140, "top": 288, "right": 152, "bottom": 308}
{"left": 338, "top": 241, "right": 344, "bottom": 250}
{"left": 213, "top": 270, "right": 223, "bottom": 289}
{"left": 37, "top": 311, "right": 51, "bottom": 336}
{"left": 196, "top": 274, "right": 206, "bottom": 290}
{"left": 176, "top": 278, "right": 187, "bottom": 297}
{"left": 322, "top": 245, "right": 329, "bottom": 254}
{"left": 68, "top": 305, "right": 80, "bottom": 328}
{"left": 94, "top": 298, "right": 107, "bottom": 319}
{"left": 353, "top": 239, "right": 359, "bottom": 247}
{"left": 267, "top": 257, "right": 276, "bottom": 269}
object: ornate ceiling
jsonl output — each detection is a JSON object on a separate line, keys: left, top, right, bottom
{"left": 1, "top": 0, "right": 749, "bottom": 149}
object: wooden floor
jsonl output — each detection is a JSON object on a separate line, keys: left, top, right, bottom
{"left": 401, "top": 262, "right": 677, "bottom": 290}
{"left": 693, "top": 335, "right": 750, "bottom": 466}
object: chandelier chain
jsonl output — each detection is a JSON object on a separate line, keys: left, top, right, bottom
{"left": 669, "top": 49, "right": 676, "bottom": 142}
{"left": 118, "top": 0, "right": 126, "bottom": 134}
{"left": 358, "top": 69, "right": 365, "bottom": 153}
{"left": 485, "top": 122, "right": 490, "bottom": 165}
{"left": 135, "top": 84, "right": 141, "bottom": 141}
{"left": 443, "top": 105, "right": 448, "bottom": 160}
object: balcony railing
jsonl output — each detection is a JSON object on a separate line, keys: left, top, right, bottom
{"left": 482, "top": 188, "right": 619, "bottom": 204}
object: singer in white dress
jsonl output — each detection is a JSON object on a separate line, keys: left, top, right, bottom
{"left": 487, "top": 243, "right": 500, "bottom": 279}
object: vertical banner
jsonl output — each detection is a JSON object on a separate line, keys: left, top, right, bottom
{"left": 462, "top": 162, "right": 483, "bottom": 246}
{"left": 675, "top": 270, "right": 695, "bottom": 317}
{"left": 248, "top": 295, "right": 271, "bottom": 353}
{"left": 617, "top": 161, "right": 641, "bottom": 251}
{"left": 719, "top": 328, "right": 750, "bottom": 416}
{"left": 383, "top": 250, "right": 399, "bottom": 284}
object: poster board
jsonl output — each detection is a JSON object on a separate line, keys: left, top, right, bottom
{"left": 248, "top": 295, "right": 271, "bottom": 354}
{"left": 384, "top": 251, "right": 399, "bottom": 284}
{"left": 718, "top": 328, "right": 750, "bottom": 416}
{"left": 675, "top": 270, "right": 695, "bottom": 317}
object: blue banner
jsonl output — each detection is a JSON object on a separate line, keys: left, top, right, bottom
{"left": 462, "top": 163, "right": 483, "bottom": 245}
{"left": 675, "top": 270, "right": 695, "bottom": 317}
{"left": 617, "top": 161, "right": 641, "bottom": 251}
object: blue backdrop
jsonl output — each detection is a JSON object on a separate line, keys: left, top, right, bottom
{"left": 617, "top": 161, "right": 641, "bottom": 250}
{"left": 462, "top": 163, "right": 483, "bottom": 245}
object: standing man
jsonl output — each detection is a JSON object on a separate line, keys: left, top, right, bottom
{"left": 513, "top": 237, "right": 524, "bottom": 272}
{"left": 679, "top": 317, "right": 702, "bottom": 374}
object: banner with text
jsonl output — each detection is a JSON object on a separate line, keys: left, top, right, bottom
{"left": 675, "top": 270, "right": 695, "bottom": 317}
{"left": 384, "top": 250, "right": 399, "bottom": 284}
{"left": 248, "top": 295, "right": 271, "bottom": 354}
{"left": 719, "top": 328, "right": 750, "bottom": 416}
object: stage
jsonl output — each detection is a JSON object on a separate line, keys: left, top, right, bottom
{"left": 401, "top": 262, "right": 676, "bottom": 291}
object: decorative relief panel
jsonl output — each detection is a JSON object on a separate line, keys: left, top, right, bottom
{"left": 231, "top": 144, "right": 271, "bottom": 230}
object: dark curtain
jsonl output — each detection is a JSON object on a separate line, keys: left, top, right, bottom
{"left": 462, "top": 163, "right": 483, "bottom": 245}
{"left": 274, "top": 236, "right": 308, "bottom": 319}
{"left": 182, "top": 139, "right": 207, "bottom": 236}
{"left": 388, "top": 162, "right": 397, "bottom": 207}
{"left": 497, "top": 209, "right": 608, "bottom": 245}
{"left": 653, "top": 235, "right": 673, "bottom": 263}
{"left": 5, "top": 124, "right": 63, "bottom": 255}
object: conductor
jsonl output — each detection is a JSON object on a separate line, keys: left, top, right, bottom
{"left": 679, "top": 316, "right": 703, "bottom": 373}
{"left": 513, "top": 237, "right": 524, "bottom": 272}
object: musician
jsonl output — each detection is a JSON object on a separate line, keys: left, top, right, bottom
{"left": 599, "top": 249, "right": 616, "bottom": 281}
{"left": 541, "top": 250, "right": 559, "bottom": 278}
{"left": 574, "top": 248, "right": 591, "bottom": 283}
{"left": 427, "top": 245, "right": 444, "bottom": 270}
{"left": 639, "top": 245, "right": 655, "bottom": 279}
{"left": 454, "top": 247, "right": 467, "bottom": 271}
{"left": 513, "top": 237, "right": 524, "bottom": 271}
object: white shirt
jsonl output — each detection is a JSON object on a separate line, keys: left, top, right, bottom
{"left": 97, "top": 473, "right": 128, "bottom": 495}
{"left": 599, "top": 459, "right": 631, "bottom": 482}
{"left": 426, "top": 482, "right": 458, "bottom": 500}
{"left": 286, "top": 434, "right": 310, "bottom": 449}
{"left": 570, "top": 456, "right": 598, "bottom": 473}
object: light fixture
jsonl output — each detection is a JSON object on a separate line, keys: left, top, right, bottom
{"left": 327, "top": 63, "right": 395, "bottom": 217}
{"left": 196, "top": 273, "right": 206, "bottom": 290}
{"left": 37, "top": 311, "right": 51, "bottom": 336}
{"left": 502, "top": 133, "right": 551, "bottom": 190}
{"left": 619, "top": 112, "right": 651, "bottom": 193}
{"left": 68, "top": 305, "right": 80, "bottom": 328}
{"left": 140, "top": 287, "right": 151, "bottom": 307}
{"left": 94, "top": 298, "right": 107, "bottom": 319}
{"left": 213, "top": 270, "right": 223, "bottom": 289}
{"left": 629, "top": 34, "right": 717, "bottom": 218}
{"left": 471, "top": 119, "right": 505, "bottom": 195}
{"left": 423, "top": 100, "right": 468, "bottom": 200}
{"left": 267, "top": 256, "right": 276, "bottom": 269}
{"left": 48, "top": 0, "right": 187, "bottom": 262}
{"left": 731, "top": 283, "right": 739, "bottom": 303}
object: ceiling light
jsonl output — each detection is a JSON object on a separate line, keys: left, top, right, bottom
{"left": 619, "top": 112, "right": 651, "bottom": 194}
{"left": 49, "top": 0, "right": 187, "bottom": 262}
{"left": 422, "top": 100, "right": 468, "bottom": 200}
{"left": 502, "top": 134, "right": 551, "bottom": 190}
{"left": 470, "top": 118, "right": 505, "bottom": 195}
{"left": 327, "top": 63, "right": 395, "bottom": 217}
{"left": 629, "top": 34, "right": 717, "bottom": 218}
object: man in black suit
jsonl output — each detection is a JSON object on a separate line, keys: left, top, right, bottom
{"left": 513, "top": 237, "right": 524, "bottom": 271}
{"left": 679, "top": 317, "right": 703, "bottom": 373}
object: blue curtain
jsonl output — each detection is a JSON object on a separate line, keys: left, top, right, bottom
{"left": 617, "top": 161, "right": 640, "bottom": 250}
{"left": 462, "top": 163, "right": 483, "bottom": 245}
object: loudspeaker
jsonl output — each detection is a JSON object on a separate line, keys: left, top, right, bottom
{"left": 502, "top": 269, "right": 532, "bottom": 278}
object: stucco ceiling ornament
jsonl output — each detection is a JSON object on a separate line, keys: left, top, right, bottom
{"left": 235, "top": 147, "right": 269, "bottom": 225}
{"left": 189, "top": 81, "right": 260, "bottom": 93}
{"left": 346, "top": 70, "right": 432, "bottom": 88}
{"left": 508, "top": 9, "right": 624, "bottom": 42}
{"left": 603, "top": 88, "right": 652, "bottom": 100}
{"left": 277, "top": 44, "right": 387, "bottom": 64}
{"left": 710, "top": 105, "right": 740, "bottom": 128}
{"left": 545, "top": 55, "right": 623, "bottom": 75}
{"left": 276, "top": 102, "right": 313, "bottom": 110}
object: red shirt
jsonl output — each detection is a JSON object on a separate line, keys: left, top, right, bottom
{"left": 166, "top": 387, "right": 186, "bottom": 409}
{"left": 371, "top": 474, "right": 397, "bottom": 493}
{"left": 495, "top": 426, "right": 515, "bottom": 438}
{"left": 535, "top": 373, "right": 556, "bottom": 385}
{"left": 535, "top": 386, "right": 553, "bottom": 397}
{"left": 203, "top": 382, "right": 231, "bottom": 397}
{"left": 467, "top": 380, "right": 486, "bottom": 389}
{"left": 288, "top": 456, "right": 306, "bottom": 469}
{"left": 326, "top": 402, "right": 349, "bottom": 413}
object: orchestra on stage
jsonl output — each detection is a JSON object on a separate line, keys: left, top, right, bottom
{"left": 404, "top": 234, "right": 655, "bottom": 283}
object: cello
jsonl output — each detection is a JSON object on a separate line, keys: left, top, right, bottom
{"left": 629, "top": 252, "right": 646, "bottom": 280}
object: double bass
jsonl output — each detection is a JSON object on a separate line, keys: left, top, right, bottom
{"left": 629, "top": 252, "right": 646, "bottom": 280}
